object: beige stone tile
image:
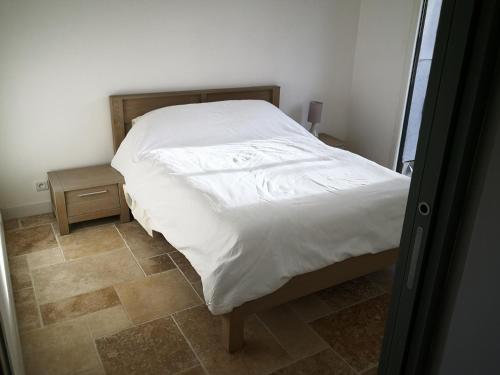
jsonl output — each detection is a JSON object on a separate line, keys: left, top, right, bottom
{"left": 289, "top": 293, "right": 334, "bottom": 322}
{"left": 178, "top": 366, "right": 206, "bottom": 374}
{"left": 96, "top": 317, "right": 198, "bottom": 375}
{"left": 192, "top": 280, "right": 204, "bottom": 301}
{"left": 32, "top": 249, "right": 144, "bottom": 304}
{"left": 115, "top": 270, "right": 200, "bottom": 324}
{"left": 21, "top": 320, "right": 100, "bottom": 375}
{"left": 59, "top": 225, "right": 126, "bottom": 260}
{"left": 310, "top": 294, "right": 391, "bottom": 372}
{"left": 138, "top": 253, "right": 176, "bottom": 275}
{"left": 174, "top": 306, "right": 291, "bottom": 375}
{"left": 14, "top": 286, "right": 35, "bottom": 304}
{"left": 82, "top": 305, "right": 133, "bottom": 339}
{"left": 368, "top": 266, "right": 395, "bottom": 292}
{"left": 116, "top": 220, "right": 175, "bottom": 258}
{"left": 76, "top": 365, "right": 106, "bottom": 375}
{"left": 19, "top": 213, "right": 55, "bottom": 228}
{"left": 258, "top": 305, "right": 328, "bottom": 360}
{"left": 169, "top": 250, "right": 201, "bottom": 283}
{"left": 40, "top": 286, "right": 121, "bottom": 325}
{"left": 269, "top": 349, "right": 356, "bottom": 375}
{"left": 3, "top": 218, "right": 19, "bottom": 231}
{"left": 70, "top": 216, "right": 120, "bottom": 231}
{"left": 5, "top": 224, "right": 57, "bottom": 256}
{"left": 317, "top": 276, "right": 383, "bottom": 312}
{"left": 51, "top": 217, "right": 119, "bottom": 236}
{"left": 14, "top": 288, "right": 41, "bottom": 332}
{"left": 361, "top": 366, "right": 378, "bottom": 375}
{"left": 9, "top": 255, "right": 32, "bottom": 290}
{"left": 26, "top": 248, "right": 64, "bottom": 270}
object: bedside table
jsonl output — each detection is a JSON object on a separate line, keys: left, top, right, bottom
{"left": 48, "top": 165, "right": 130, "bottom": 235}
{"left": 318, "top": 133, "right": 348, "bottom": 150}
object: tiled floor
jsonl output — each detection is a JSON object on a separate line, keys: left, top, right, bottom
{"left": 5, "top": 213, "right": 394, "bottom": 375}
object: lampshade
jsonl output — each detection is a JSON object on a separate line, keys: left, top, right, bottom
{"left": 308, "top": 101, "right": 323, "bottom": 124}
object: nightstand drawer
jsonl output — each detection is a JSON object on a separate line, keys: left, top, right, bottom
{"left": 65, "top": 184, "right": 119, "bottom": 217}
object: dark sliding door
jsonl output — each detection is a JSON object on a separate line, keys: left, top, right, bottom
{"left": 380, "top": 0, "right": 500, "bottom": 374}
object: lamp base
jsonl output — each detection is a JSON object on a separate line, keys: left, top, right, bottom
{"left": 309, "top": 123, "right": 319, "bottom": 137}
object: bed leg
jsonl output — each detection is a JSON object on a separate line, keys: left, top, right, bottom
{"left": 221, "top": 311, "right": 245, "bottom": 353}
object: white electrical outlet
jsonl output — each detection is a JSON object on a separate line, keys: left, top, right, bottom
{"left": 35, "top": 181, "right": 49, "bottom": 192}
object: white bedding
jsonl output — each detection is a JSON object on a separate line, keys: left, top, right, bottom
{"left": 112, "top": 100, "right": 410, "bottom": 314}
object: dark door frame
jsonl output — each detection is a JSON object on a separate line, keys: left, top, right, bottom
{"left": 380, "top": 0, "right": 500, "bottom": 374}
{"left": 0, "top": 322, "right": 12, "bottom": 375}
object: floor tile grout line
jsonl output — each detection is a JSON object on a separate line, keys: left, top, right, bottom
{"left": 123, "top": 298, "right": 204, "bottom": 329}
{"left": 171, "top": 314, "right": 210, "bottom": 375}
{"left": 330, "top": 345, "right": 360, "bottom": 375}
{"left": 19, "top": 246, "right": 131, "bottom": 274}
{"left": 256, "top": 309, "right": 330, "bottom": 375}
{"left": 360, "top": 364, "right": 379, "bottom": 374}
{"left": 287, "top": 294, "right": 336, "bottom": 323}
{"left": 174, "top": 364, "right": 206, "bottom": 375}
{"left": 88, "top": 308, "right": 131, "bottom": 341}
{"left": 308, "top": 290, "right": 389, "bottom": 325}
{"left": 285, "top": 304, "right": 331, "bottom": 350}
{"left": 53, "top": 246, "right": 129, "bottom": 265}
{"left": 19, "top": 301, "right": 138, "bottom": 334}
{"left": 168, "top": 252, "right": 205, "bottom": 304}
{"left": 86, "top": 322, "right": 107, "bottom": 375}
{"left": 112, "top": 223, "right": 148, "bottom": 277}
{"left": 50, "top": 222, "right": 67, "bottom": 262}
{"left": 13, "top": 218, "right": 54, "bottom": 231}
{"left": 111, "top": 285, "right": 137, "bottom": 329}
{"left": 254, "top": 314, "right": 292, "bottom": 360}
{"left": 254, "top": 313, "right": 318, "bottom": 375}
{"left": 18, "top": 243, "right": 47, "bottom": 329}
{"left": 261, "top": 348, "right": 333, "bottom": 375}
{"left": 305, "top": 295, "right": 388, "bottom": 375}
{"left": 26, "top": 265, "right": 45, "bottom": 329}
{"left": 191, "top": 281, "right": 204, "bottom": 301}
{"left": 288, "top": 275, "right": 393, "bottom": 325}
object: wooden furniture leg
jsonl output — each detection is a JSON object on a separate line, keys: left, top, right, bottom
{"left": 221, "top": 310, "right": 245, "bottom": 353}
{"left": 219, "top": 249, "right": 399, "bottom": 353}
{"left": 49, "top": 175, "right": 69, "bottom": 235}
{"left": 118, "top": 182, "right": 131, "bottom": 223}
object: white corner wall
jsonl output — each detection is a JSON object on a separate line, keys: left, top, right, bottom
{"left": 0, "top": 0, "right": 361, "bottom": 217}
{"left": 0, "top": 0, "right": 422, "bottom": 217}
{"left": 346, "top": 0, "right": 422, "bottom": 167}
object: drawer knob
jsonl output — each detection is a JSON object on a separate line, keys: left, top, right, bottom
{"left": 78, "top": 190, "right": 107, "bottom": 197}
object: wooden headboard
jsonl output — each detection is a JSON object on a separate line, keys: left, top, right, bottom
{"left": 109, "top": 85, "right": 280, "bottom": 152}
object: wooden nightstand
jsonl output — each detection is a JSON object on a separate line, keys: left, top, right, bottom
{"left": 318, "top": 133, "right": 348, "bottom": 150}
{"left": 48, "top": 165, "right": 130, "bottom": 235}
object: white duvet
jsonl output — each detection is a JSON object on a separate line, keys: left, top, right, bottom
{"left": 112, "top": 100, "right": 410, "bottom": 314}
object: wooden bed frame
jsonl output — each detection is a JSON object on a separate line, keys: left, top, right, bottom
{"left": 109, "top": 86, "right": 399, "bottom": 352}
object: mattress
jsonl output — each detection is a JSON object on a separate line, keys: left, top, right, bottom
{"left": 112, "top": 100, "right": 410, "bottom": 314}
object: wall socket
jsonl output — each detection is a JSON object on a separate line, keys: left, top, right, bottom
{"left": 35, "top": 181, "right": 49, "bottom": 192}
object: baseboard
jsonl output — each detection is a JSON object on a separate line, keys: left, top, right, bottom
{"left": 1, "top": 201, "right": 52, "bottom": 220}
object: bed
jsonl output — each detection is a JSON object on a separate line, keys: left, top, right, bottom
{"left": 109, "top": 86, "right": 409, "bottom": 352}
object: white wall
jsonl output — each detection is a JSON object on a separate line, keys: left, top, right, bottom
{"left": 346, "top": 0, "right": 422, "bottom": 167}
{"left": 0, "top": 0, "right": 361, "bottom": 216}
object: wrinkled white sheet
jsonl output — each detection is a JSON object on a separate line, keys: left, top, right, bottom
{"left": 112, "top": 100, "right": 410, "bottom": 314}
